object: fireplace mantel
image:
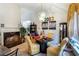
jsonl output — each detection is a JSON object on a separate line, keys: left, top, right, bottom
{"left": 0, "top": 27, "right": 20, "bottom": 45}
{"left": 0, "top": 27, "right": 19, "bottom": 32}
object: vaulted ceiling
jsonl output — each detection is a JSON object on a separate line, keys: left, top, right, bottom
{"left": 18, "top": 3, "right": 70, "bottom": 23}
{"left": 18, "top": 3, "right": 70, "bottom": 13}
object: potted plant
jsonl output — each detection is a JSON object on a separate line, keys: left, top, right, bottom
{"left": 20, "top": 27, "right": 26, "bottom": 42}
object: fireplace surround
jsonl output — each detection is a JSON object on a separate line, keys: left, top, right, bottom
{"left": 0, "top": 28, "right": 23, "bottom": 48}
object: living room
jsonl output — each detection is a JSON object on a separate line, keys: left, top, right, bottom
{"left": 0, "top": 3, "right": 79, "bottom": 56}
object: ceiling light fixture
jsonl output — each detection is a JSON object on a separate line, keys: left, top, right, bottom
{"left": 39, "top": 4, "right": 46, "bottom": 21}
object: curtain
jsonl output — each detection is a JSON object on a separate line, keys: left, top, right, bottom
{"left": 67, "top": 3, "right": 79, "bottom": 39}
{"left": 67, "top": 3, "right": 79, "bottom": 22}
{"left": 67, "top": 3, "right": 76, "bottom": 23}
{"left": 76, "top": 3, "right": 79, "bottom": 15}
{"left": 73, "top": 12, "right": 78, "bottom": 39}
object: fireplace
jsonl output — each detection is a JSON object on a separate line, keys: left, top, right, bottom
{"left": 0, "top": 28, "right": 24, "bottom": 48}
{"left": 4, "top": 32, "right": 22, "bottom": 48}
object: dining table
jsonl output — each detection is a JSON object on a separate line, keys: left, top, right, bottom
{"left": 0, "top": 45, "right": 11, "bottom": 56}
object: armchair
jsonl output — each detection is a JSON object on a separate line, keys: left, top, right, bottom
{"left": 47, "top": 37, "right": 69, "bottom": 56}
{"left": 25, "top": 35, "right": 40, "bottom": 55}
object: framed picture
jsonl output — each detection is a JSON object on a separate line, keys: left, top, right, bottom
{"left": 49, "top": 21, "right": 56, "bottom": 29}
{"left": 42, "top": 21, "right": 48, "bottom": 29}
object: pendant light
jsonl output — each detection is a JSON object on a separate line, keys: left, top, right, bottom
{"left": 39, "top": 3, "right": 46, "bottom": 21}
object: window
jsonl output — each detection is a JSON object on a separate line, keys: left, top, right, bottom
{"left": 73, "top": 12, "right": 78, "bottom": 39}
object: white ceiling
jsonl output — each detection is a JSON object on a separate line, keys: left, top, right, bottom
{"left": 18, "top": 3, "right": 70, "bottom": 13}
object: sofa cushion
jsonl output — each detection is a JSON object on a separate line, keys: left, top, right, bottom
{"left": 47, "top": 46, "right": 60, "bottom": 56}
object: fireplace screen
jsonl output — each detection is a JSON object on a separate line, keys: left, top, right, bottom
{"left": 4, "top": 32, "right": 22, "bottom": 48}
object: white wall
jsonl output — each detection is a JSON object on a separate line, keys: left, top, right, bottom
{"left": 0, "top": 4, "right": 20, "bottom": 28}
{"left": 21, "top": 7, "right": 67, "bottom": 43}
{"left": 40, "top": 12, "right": 67, "bottom": 43}
{"left": 0, "top": 4, "right": 20, "bottom": 44}
{"left": 21, "top": 8, "right": 37, "bottom": 23}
